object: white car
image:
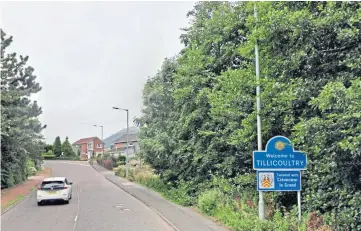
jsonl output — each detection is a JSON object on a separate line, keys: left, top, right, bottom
{"left": 37, "top": 177, "right": 73, "bottom": 205}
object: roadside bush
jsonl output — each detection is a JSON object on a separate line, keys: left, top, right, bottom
{"left": 26, "top": 159, "right": 37, "bottom": 176}
{"left": 322, "top": 194, "right": 361, "bottom": 230}
{"left": 116, "top": 161, "right": 125, "bottom": 166}
{"left": 103, "top": 159, "right": 113, "bottom": 170}
{"left": 198, "top": 189, "right": 224, "bottom": 216}
{"left": 114, "top": 166, "right": 126, "bottom": 177}
{"left": 28, "top": 167, "right": 37, "bottom": 176}
{"left": 41, "top": 153, "right": 56, "bottom": 159}
{"left": 117, "top": 155, "right": 126, "bottom": 162}
{"left": 166, "top": 180, "right": 194, "bottom": 206}
{"left": 133, "top": 165, "right": 154, "bottom": 182}
{"left": 6, "top": 170, "right": 15, "bottom": 188}
{"left": 26, "top": 160, "right": 37, "bottom": 176}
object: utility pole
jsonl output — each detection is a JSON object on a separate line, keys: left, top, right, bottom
{"left": 112, "top": 107, "right": 129, "bottom": 178}
{"left": 126, "top": 109, "right": 129, "bottom": 176}
{"left": 254, "top": 3, "right": 265, "bottom": 220}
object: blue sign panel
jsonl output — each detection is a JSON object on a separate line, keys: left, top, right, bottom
{"left": 257, "top": 170, "right": 301, "bottom": 191}
{"left": 253, "top": 136, "right": 307, "bottom": 170}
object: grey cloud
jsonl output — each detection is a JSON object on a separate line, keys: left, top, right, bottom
{"left": 2, "top": 1, "right": 195, "bottom": 143}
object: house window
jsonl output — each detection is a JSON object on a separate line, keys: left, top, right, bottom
{"left": 87, "top": 142, "right": 93, "bottom": 149}
{"left": 96, "top": 144, "right": 103, "bottom": 148}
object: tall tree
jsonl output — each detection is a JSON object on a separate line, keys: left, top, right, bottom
{"left": 1, "top": 29, "right": 45, "bottom": 187}
{"left": 62, "top": 137, "right": 75, "bottom": 157}
{"left": 53, "top": 136, "right": 62, "bottom": 157}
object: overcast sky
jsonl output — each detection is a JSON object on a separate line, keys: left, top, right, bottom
{"left": 1, "top": 1, "right": 195, "bottom": 144}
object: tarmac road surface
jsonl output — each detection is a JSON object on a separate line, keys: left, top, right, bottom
{"left": 1, "top": 161, "right": 174, "bottom": 231}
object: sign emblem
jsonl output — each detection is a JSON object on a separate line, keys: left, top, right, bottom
{"left": 275, "top": 141, "right": 285, "bottom": 151}
{"left": 259, "top": 172, "right": 274, "bottom": 189}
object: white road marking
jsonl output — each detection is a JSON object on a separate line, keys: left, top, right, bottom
{"left": 72, "top": 182, "right": 80, "bottom": 231}
{"left": 122, "top": 182, "right": 134, "bottom": 186}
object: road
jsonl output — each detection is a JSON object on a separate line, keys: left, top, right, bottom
{"left": 1, "top": 161, "right": 174, "bottom": 231}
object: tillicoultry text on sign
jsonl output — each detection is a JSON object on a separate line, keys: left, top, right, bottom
{"left": 257, "top": 170, "right": 301, "bottom": 191}
{"left": 253, "top": 136, "right": 307, "bottom": 170}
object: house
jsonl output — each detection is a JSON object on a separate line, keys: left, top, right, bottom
{"left": 107, "top": 133, "right": 139, "bottom": 158}
{"left": 72, "top": 137, "right": 104, "bottom": 160}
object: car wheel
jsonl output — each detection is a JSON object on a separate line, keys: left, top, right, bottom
{"left": 69, "top": 193, "right": 72, "bottom": 199}
{"left": 64, "top": 199, "right": 69, "bottom": 204}
{"left": 37, "top": 202, "right": 42, "bottom": 206}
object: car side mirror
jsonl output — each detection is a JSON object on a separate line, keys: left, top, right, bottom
{"left": 69, "top": 182, "right": 73, "bottom": 185}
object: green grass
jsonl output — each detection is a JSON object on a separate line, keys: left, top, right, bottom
{"left": 4, "top": 194, "right": 25, "bottom": 209}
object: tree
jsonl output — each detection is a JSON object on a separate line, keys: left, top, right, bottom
{"left": 1, "top": 29, "right": 45, "bottom": 187}
{"left": 62, "top": 137, "right": 76, "bottom": 157}
{"left": 44, "top": 144, "right": 53, "bottom": 153}
{"left": 53, "top": 136, "right": 62, "bottom": 157}
{"left": 292, "top": 79, "right": 361, "bottom": 229}
{"left": 137, "top": 2, "right": 361, "bottom": 229}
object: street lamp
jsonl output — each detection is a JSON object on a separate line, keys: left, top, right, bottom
{"left": 112, "top": 106, "right": 129, "bottom": 178}
{"left": 93, "top": 125, "right": 104, "bottom": 156}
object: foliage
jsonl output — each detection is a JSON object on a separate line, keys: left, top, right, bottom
{"left": 52, "top": 156, "right": 80, "bottom": 161}
{"left": 97, "top": 154, "right": 116, "bottom": 170}
{"left": 292, "top": 79, "right": 361, "bottom": 230}
{"left": 44, "top": 144, "right": 53, "bottom": 152}
{"left": 41, "top": 152, "right": 56, "bottom": 159}
{"left": 198, "top": 189, "right": 224, "bottom": 216}
{"left": 1, "top": 29, "right": 45, "bottom": 188}
{"left": 53, "top": 136, "right": 62, "bottom": 157}
{"left": 136, "top": 1, "right": 361, "bottom": 229}
{"left": 61, "top": 136, "right": 76, "bottom": 157}
{"left": 26, "top": 159, "right": 37, "bottom": 176}
{"left": 117, "top": 155, "right": 126, "bottom": 162}
{"left": 41, "top": 152, "right": 79, "bottom": 161}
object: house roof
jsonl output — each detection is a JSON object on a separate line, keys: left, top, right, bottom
{"left": 114, "top": 133, "right": 138, "bottom": 144}
{"left": 73, "top": 137, "right": 98, "bottom": 145}
{"left": 110, "top": 146, "right": 135, "bottom": 152}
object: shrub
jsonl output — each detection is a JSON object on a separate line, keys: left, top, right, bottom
{"left": 116, "top": 160, "right": 125, "bottom": 166}
{"left": 117, "top": 155, "right": 126, "bottom": 162}
{"left": 26, "top": 159, "right": 37, "bottom": 176}
{"left": 103, "top": 159, "right": 113, "bottom": 170}
{"left": 166, "top": 180, "right": 194, "bottom": 206}
{"left": 133, "top": 165, "right": 154, "bottom": 183}
{"left": 6, "top": 171, "right": 15, "bottom": 188}
{"left": 114, "top": 166, "right": 127, "bottom": 177}
{"left": 28, "top": 167, "right": 37, "bottom": 176}
{"left": 198, "top": 189, "right": 224, "bottom": 216}
{"left": 41, "top": 153, "right": 56, "bottom": 159}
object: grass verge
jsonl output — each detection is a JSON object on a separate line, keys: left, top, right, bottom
{"left": 113, "top": 165, "right": 334, "bottom": 231}
{"left": 4, "top": 194, "right": 25, "bottom": 209}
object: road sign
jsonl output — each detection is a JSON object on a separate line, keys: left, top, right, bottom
{"left": 257, "top": 170, "right": 301, "bottom": 191}
{"left": 253, "top": 136, "right": 307, "bottom": 170}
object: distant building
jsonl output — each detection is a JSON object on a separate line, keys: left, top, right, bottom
{"left": 72, "top": 137, "right": 104, "bottom": 160}
{"left": 107, "top": 133, "right": 139, "bottom": 158}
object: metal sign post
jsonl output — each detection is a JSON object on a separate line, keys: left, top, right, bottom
{"left": 254, "top": 3, "right": 264, "bottom": 220}
{"left": 298, "top": 191, "right": 301, "bottom": 222}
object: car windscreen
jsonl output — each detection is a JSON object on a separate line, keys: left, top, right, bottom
{"left": 41, "top": 181, "right": 65, "bottom": 190}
